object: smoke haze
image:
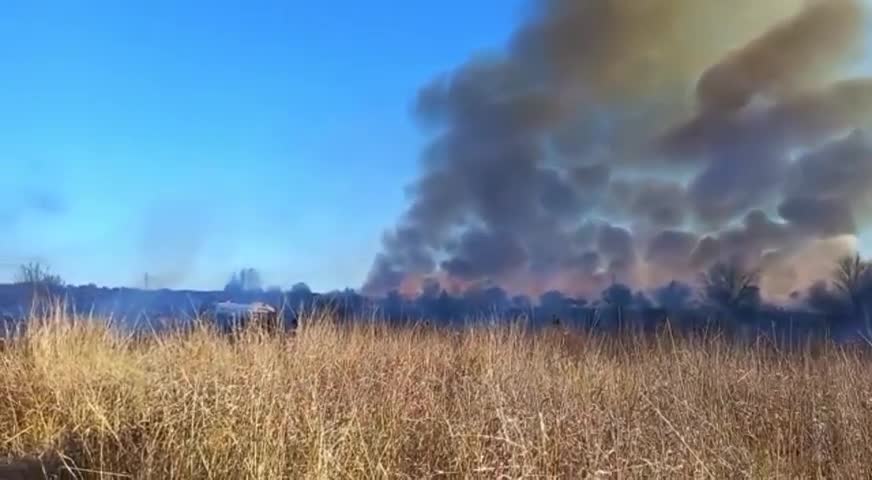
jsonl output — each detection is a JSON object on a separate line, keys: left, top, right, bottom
{"left": 365, "top": 0, "right": 872, "bottom": 300}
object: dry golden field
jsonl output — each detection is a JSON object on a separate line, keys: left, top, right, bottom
{"left": 2, "top": 312, "right": 872, "bottom": 479}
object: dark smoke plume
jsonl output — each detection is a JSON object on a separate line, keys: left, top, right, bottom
{"left": 364, "top": 0, "right": 872, "bottom": 300}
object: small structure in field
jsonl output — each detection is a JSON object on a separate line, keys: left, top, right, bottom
{"left": 208, "top": 301, "right": 280, "bottom": 333}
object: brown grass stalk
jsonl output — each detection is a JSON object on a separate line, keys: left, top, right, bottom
{"left": 1, "top": 312, "right": 871, "bottom": 479}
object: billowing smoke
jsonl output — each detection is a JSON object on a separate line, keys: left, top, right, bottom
{"left": 365, "top": 0, "right": 872, "bottom": 300}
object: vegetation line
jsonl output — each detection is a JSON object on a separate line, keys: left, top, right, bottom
{"left": 2, "top": 310, "right": 872, "bottom": 478}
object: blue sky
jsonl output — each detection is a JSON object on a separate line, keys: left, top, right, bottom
{"left": 0, "top": 0, "right": 525, "bottom": 290}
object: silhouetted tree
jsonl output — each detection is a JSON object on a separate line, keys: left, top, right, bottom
{"left": 805, "top": 254, "right": 872, "bottom": 332}
{"left": 290, "top": 282, "right": 312, "bottom": 295}
{"left": 487, "top": 287, "right": 510, "bottom": 311}
{"left": 539, "top": 290, "right": 569, "bottom": 322}
{"left": 282, "top": 282, "right": 315, "bottom": 314}
{"left": 806, "top": 280, "right": 847, "bottom": 314}
{"left": 16, "top": 262, "right": 64, "bottom": 305}
{"left": 832, "top": 253, "right": 871, "bottom": 318}
{"left": 654, "top": 281, "right": 693, "bottom": 311}
{"left": 16, "top": 262, "right": 64, "bottom": 289}
{"left": 539, "top": 290, "right": 567, "bottom": 309}
{"left": 633, "top": 291, "right": 653, "bottom": 309}
{"left": 433, "top": 290, "right": 460, "bottom": 321}
{"left": 462, "top": 285, "right": 509, "bottom": 315}
{"left": 384, "top": 289, "right": 404, "bottom": 310}
{"left": 224, "top": 268, "right": 263, "bottom": 293}
{"left": 420, "top": 279, "right": 441, "bottom": 300}
{"left": 511, "top": 294, "right": 533, "bottom": 310}
{"left": 602, "top": 283, "right": 633, "bottom": 329}
{"left": 602, "top": 283, "right": 633, "bottom": 308}
{"left": 700, "top": 261, "right": 761, "bottom": 322}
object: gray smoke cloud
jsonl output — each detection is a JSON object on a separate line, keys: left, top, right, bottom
{"left": 364, "top": 0, "right": 872, "bottom": 299}
{"left": 0, "top": 190, "right": 67, "bottom": 227}
{"left": 136, "top": 200, "right": 212, "bottom": 289}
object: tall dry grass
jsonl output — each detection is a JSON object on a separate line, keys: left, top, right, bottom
{"left": 1, "top": 312, "right": 872, "bottom": 479}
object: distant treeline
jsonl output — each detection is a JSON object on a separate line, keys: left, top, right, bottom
{"left": 4, "top": 256, "right": 872, "bottom": 343}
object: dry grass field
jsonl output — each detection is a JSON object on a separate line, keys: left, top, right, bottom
{"left": 2, "top": 311, "right": 872, "bottom": 479}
